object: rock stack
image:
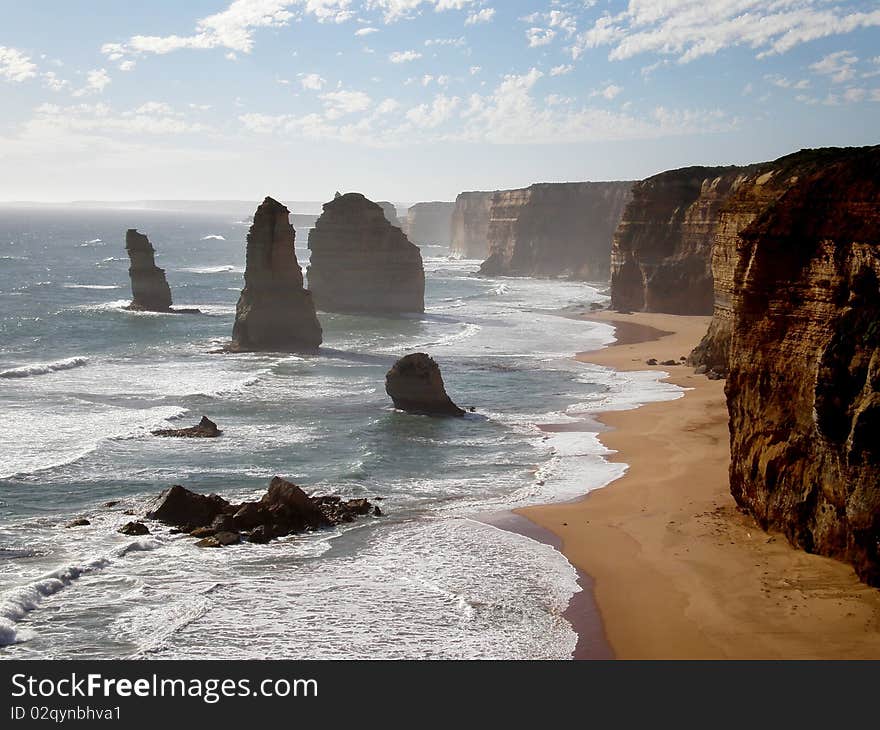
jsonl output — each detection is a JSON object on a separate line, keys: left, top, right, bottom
{"left": 451, "top": 191, "right": 494, "bottom": 259}
{"left": 385, "top": 353, "right": 464, "bottom": 417}
{"left": 377, "top": 201, "right": 401, "bottom": 228}
{"left": 406, "top": 202, "right": 455, "bottom": 247}
{"left": 307, "top": 193, "right": 425, "bottom": 314}
{"left": 229, "top": 197, "right": 322, "bottom": 352}
{"left": 124, "top": 230, "right": 174, "bottom": 312}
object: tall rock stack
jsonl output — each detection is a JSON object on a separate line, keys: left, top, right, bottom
{"left": 479, "top": 182, "right": 633, "bottom": 280}
{"left": 722, "top": 146, "right": 880, "bottom": 584}
{"left": 451, "top": 191, "right": 494, "bottom": 259}
{"left": 610, "top": 166, "right": 755, "bottom": 314}
{"left": 406, "top": 202, "right": 455, "bottom": 247}
{"left": 377, "top": 201, "right": 401, "bottom": 228}
{"left": 307, "top": 193, "right": 425, "bottom": 314}
{"left": 230, "top": 197, "right": 322, "bottom": 352}
{"left": 125, "top": 230, "right": 173, "bottom": 312}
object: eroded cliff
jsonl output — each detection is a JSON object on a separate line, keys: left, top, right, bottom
{"left": 125, "top": 230, "right": 173, "bottom": 312}
{"left": 307, "top": 193, "right": 425, "bottom": 314}
{"left": 610, "top": 166, "right": 756, "bottom": 314}
{"left": 723, "top": 146, "right": 880, "bottom": 584}
{"left": 479, "top": 182, "right": 633, "bottom": 280}
{"left": 451, "top": 191, "right": 494, "bottom": 259}
{"left": 406, "top": 202, "right": 455, "bottom": 247}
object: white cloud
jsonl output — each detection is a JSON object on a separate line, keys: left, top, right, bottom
{"left": 367, "top": 0, "right": 480, "bottom": 23}
{"left": 810, "top": 50, "right": 859, "bottom": 83}
{"left": 42, "top": 71, "right": 69, "bottom": 92}
{"left": 0, "top": 46, "right": 38, "bottom": 82}
{"left": 527, "top": 28, "right": 556, "bottom": 47}
{"left": 299, "top": 72, "right": 327, "bottom": 90}
{"left": 572, "top": 1, "right": 880, "bottom": 63}
{"left": 406, "top": 93, "right": 460, "bottom": 127}
{"left": 320, "top": 88, "right": 372, "bottom": 118}
{"left": 550, "top": 64, "right": 574, "bottom": 76}
{"left": 424, "top": 36, "right": 466, "bottom": 47}
{"left": 765, "top": 74, "right": 811, "bottom": 89}
{"left": 592, "top": 83, "right": 623, "bottom": 100}
{"left": 355, "top": 27, "right": 379, "bottom": 35}
{"left": 72, "top": 69, "right": 111, "bottom": 97}
{"left": 389, "top": 50, "right": 422, "bottom": 63}
{"left": 465, "top": 8, "right": 495, "bottom": 25}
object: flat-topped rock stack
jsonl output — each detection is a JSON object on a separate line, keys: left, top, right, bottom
{"left": 229, "top": 196, "right": 322, "bottom": 352}
{"left": 307, "top": 193, "right": 425, "bottom": 314}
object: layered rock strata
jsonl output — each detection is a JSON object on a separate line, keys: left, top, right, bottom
{"left": 451, "top": 191, "right": 494, "bottom": 259}
{"left": 307, "top": 193, "right": 425, "bottom": 314}
{"left": 479, "top": 182, "right": 633, "bottom": 279}
{"left": 723, "top": 146, "right": 880, "bottom": 584}
{"left": 385, "top": 353, "right": 464, "bottom": 416}
{"left": 124, "top": 229, "right": 174, "bottom": 312}
{"left": 230, "top": 197, "right": 322, "bottom": 352}
{"left": 691, "top": 148, "right": 869, "bottom": 372}
{"left": 610, "top": 166, "right": 757, "bottom": 314}
{"left": 406, "top": 202, "right": 455, "bottom": 247}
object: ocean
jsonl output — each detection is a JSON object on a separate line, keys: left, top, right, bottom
{"left": 0, "top": 207, "right": 681, "bottom": 659}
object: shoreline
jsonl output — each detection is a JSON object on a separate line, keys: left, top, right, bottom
{"left": 516, "top": 310, "right": 880, "bottom": 659}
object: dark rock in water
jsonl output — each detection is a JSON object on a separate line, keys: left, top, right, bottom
{"left": 660, "top": 360, "right": 678, "bottom": 366}
{"left": 125, "top": 229, "right": 173, "bottom": 312}
{"left": 152, "top": 416, "right": 222, "bottom": 438}
{"left": 646, "top": 358, "right": 658, "bottom": 366}
{"left": 307, "top": 193, "right": 425, "bottom": 314}
{"left": 103, "top": 501, "right": 120, "bottom": 508}
{"left": 118, "top": 521, "right": 150, "bottom": 536}
{"left": 147, "top": 484, "right": 229, "bottom": 531}
{"left": 385, "top": 353, "right": 465, "bottom": 417}
{"left": 229, "top": 197, "right": 322, "bottom": 352}
{"left": 144, "top": 478, "right": 380, "bottom": 547}
{"left": 65, "top": 518, "right": 90, "bottom": 528}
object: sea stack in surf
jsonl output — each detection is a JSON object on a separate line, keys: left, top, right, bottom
{"left": 307, "top": 193, "right": 425, "bottom": 314}
{"left": 229, "top": 196, "right": 322, "bottom": 352}
{"left": 385, "top": 353, "right": 465, "bottom": 417}
{"left": 125, "top": 229, "right": 173, "bottom": 312}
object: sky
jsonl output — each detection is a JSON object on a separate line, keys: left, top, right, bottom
{"left": 1, "top": 0, "right": 879, "bottom": 202}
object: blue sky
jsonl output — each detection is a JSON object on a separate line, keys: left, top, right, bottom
{"left": 1, "top": 0, "right": 878, "bottom": 202}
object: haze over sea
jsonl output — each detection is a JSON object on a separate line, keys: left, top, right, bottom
{"left": 0, "top": 206, "right": 679, "bottom": 658}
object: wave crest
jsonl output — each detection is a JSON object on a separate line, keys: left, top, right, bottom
{"left": 0, "top": 357, "right": 89, "bottom": 379}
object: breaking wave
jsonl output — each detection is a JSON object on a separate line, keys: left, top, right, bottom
{"left": 0, "top": 356, "right": 89, "bottom": 379}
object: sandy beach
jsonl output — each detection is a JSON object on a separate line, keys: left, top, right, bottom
{"left": 520, "top": 311, "right": 880, "bottom": 659}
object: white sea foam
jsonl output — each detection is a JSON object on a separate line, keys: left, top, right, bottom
{"left": 200, "top": 235, "right": 226, "bottom": 241}
{"left": 178, "top": 265, "right": 240, "bottom": 274}
{"left": 0, "top": 356, "right": 89, "bottom": 379}
{"left": 63, "top": 284, "right": 121, "bottom": 290}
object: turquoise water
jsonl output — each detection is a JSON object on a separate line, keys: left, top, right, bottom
{"left": 0, "top": 207, "right": 680, "bottom": 658}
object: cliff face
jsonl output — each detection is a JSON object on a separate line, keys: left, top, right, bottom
{"left": 691, "top": 148, "right": 870, "bottom": 372}
{"left": 479, "top": 182, "right": 633, "bottom": 280}
{"left": 307, "top": 193, "right": 425, "bottom": 314}
{"left": 406, "top": 202, "right": 455, "bottom": 247}
{"left": 377, "top": 201, "right": 401, "bottom": 228}
{"left": 125, "top": 230, "right": 173, "bottom": 312}
{"left": 723, "top": 147, "right": 880, "bottom": 584}
{"left": 610, "top": 166, "right": 756, "bottom": 314}
{"left": 230, "top": 197, "right": 322, "bottom": 352}
{"left": 450, "top": 191, "right": 494, "bottom": 259}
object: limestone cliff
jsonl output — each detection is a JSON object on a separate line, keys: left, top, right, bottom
{"left": 610, "top": 166, "right": 756, "bottom": 314}
{"left": 378, "top": 201, "right": 401, "bottom": 228}
{"left": 479, "top": 182, "right": 633, "bottom": 280}
{"left": 406, "top": 202, "right": 455, "bottom": 247}
{"left": 691, "top": 148, "right": 869, "bottom": 372}
{"left": 451, "top": 191, "right": 494, "bottom": 259}
{"left": 230, "top": 197, "right": 322, "bottom": 352}
{"left": 125, "top": 230, "right": 173, "bottom": 312}
{"left": 307, "top": 193, "right": 425, "bottom": 314}
{"left": 723, "top": 146, "right": 880, "bottom": 584}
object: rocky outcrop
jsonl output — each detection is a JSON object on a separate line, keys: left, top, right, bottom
{"left": 385, "top": 353, "right": 464, "bottom": 416}
{"left": 125, "top": 230, "right": 173, "bottom": 312}
{"left": 451, "top": 191, "right": 494, "bottom": 259}
{"left": 152, "top": 416, "right": 221, "bottom": 438}
{"left": 722, "top": 146, "right": 880, "bottom": 584}
{"left": 147, "top": 478, "right": 377, "bottom": 546}
{"left": 610, "top": 166, "right": 757, "bottom": 314}
{"left": 479, "top": 182, "right": 633, "bottom": 279}
{"left": 378, "top": 201, "right": 401, "bottom": 228}
{"left": 307, "top": 193, "right": 425, "bottom": 314}
{"left": 406, "top": 202, "right": 455, "bottom": 247}
{"left": 229, "top": 197, "right": 322, "bottom": 352}
{"left": 691, "top": 148, "right": 870, "bottom": 373}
